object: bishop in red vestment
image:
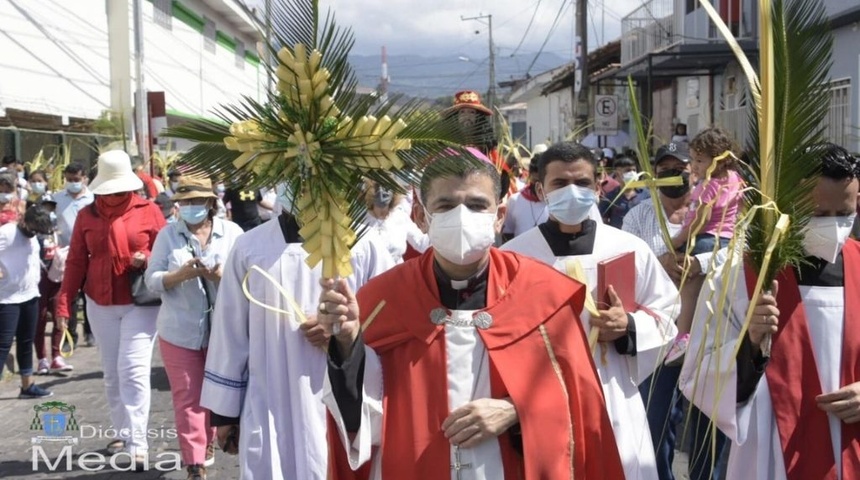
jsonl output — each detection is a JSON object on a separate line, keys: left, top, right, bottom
{"left": 319, "top": 153, "right": 623, "bottom": 479}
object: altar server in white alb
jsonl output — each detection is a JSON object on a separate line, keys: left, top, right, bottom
{"left": 680, "top": 143, "right": 860, "bottom": 480}
{"left": 502, "top": 141, "right": 678, "bottom": 480}
{"left": 199, "top": 186, "right": 394, "bottom": 480}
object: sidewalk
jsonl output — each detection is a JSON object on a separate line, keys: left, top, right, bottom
{"left": 0, "top": 334, "right": 240, "bottom": 479}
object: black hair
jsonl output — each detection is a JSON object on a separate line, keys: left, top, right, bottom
{"left": 1, "top": 155, "right": 17, "bottom": 166}
{"left": 815, "top": 143, "right": 860, "bottom": 180}
{"left": 537, "top": 142, "right": 598, "bottom": 182}
{"left": 64, "top": 162, "right": 86, "bottom": 176}
{"left": 419, "top": 152, "right": 501, "bottom": 206}
{"left": 29, "top": 170, "right": 48, "bottom": 181}
{"left": 612, "top": 155, "right": 637, "bottom": 169}
{"left": 24, "top": 205, "right": 53, "bottom": 234}
{"left": 0, "top": 173, "right": 16, "bottom": 191}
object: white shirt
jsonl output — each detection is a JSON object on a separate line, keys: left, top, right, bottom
{"left": 0, "top": 223, "right": 41, "bottom": 304}
{"left": 623, "top": 199, "right": 727, "bottom": 275}
{"left": 362, "top": 210, "right": 429, "bottom": 263}
{"left": 501, "top": 191, "right": 548, "bottom": 238}
{"left": 53, "top": 188, "right": 94, "bottom": 247}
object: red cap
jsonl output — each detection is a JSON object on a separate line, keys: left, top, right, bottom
{"left": 443, "top": 90, "right": 493, "bottom": 116}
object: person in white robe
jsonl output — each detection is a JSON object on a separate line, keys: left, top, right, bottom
{"left": 502, "top": 141, "right": 678, "bottom": 480}
{"left": 679, "top": 144, "right": 860, "bottom": 480}
{"left": 361, "top": 181, "right": 428, "bottom": 263}
{"left": 200, "top": 209, "right": 393, "bottom": 480}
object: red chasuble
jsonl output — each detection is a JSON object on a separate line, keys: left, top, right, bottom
{"left": 744, "top": 240, "right": 860, "bottom": 480}
{"left": 356, "top": 248, "right": 624, "bottom": 479}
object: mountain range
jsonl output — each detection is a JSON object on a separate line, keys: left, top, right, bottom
{"left": 348, "top": 52, "right": 570, "bottom": 100}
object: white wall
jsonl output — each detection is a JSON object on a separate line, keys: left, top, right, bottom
{"left": 140, "top": 0, "right": 262, "bottom": 119}
{"left": 0, "top": 0, "right": 261, "bottom": 121}
{"left": 0, "top": 0, "right": 111, "bottom": 118}
{"left": 525, "top": 89, "right": 573, "bottom": 148}
{"left": 675, "top": 75, "right": 711, "bottom": 136}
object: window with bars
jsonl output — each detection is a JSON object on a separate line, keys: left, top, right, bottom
{"left": 204, "top": 17, "right": 216, "bottom": 53}
{"left": 235, "top": 39, "right": 245, "bottom": 69}
{"left": 154, "top": 0, "right": 172, "bottom": 30}
{"left": 823, "top": 79, "right": 851, "bottom": 147}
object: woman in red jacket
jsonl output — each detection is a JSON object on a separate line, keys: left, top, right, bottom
{"left": 55, "top": 150, "right": 165, "bottom": 468}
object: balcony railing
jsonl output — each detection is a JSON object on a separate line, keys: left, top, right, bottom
{"left": 621, "top": 0, "right": 757, "bottom": 65}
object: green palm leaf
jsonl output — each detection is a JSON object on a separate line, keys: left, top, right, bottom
{"left": 743, "top": 0, "right": 833, "bottom": 282}
{"left": 165, "top": 0, "right": 470, "bottom": 278}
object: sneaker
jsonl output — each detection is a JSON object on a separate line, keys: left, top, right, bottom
{"left": 106, "top": 440, "right": 126, "bottom": 455}
{"left": 204, "top": 441, "right": 215, "bottom": 467}
{"left": 664, "top": 333, "right": 690, "bottom": 366}
{"left": 85, "top": 333, "right": 96, "bottom": 347}
{"left": 19, "top": 383, "right": 53, "bottom": 399}
{"left": 187, "top": 464, "right": 207, "bottom": 480}
{"left": 36, "top": 358, "right": 50, "bottom": 375}
{"left": 50, "top": 356, "right": 74, "bottom": 372}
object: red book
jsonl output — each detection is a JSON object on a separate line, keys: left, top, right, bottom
{"left": 597, "top": 251, "right": 636, "bottom": 311}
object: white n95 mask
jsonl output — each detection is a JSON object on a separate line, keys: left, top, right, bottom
{"left": 426, "top": 204, "right": 497, "bottom": 266}
{"left": 802, "top": 215, "right": 855, "bottom": 263}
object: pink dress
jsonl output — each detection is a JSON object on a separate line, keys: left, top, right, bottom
{"left": 684, "top": 170, "right": 743, "bottom": 238}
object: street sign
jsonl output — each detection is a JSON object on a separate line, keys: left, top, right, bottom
{"left": 594, "top": 95, "right": 619, "bottom": 136}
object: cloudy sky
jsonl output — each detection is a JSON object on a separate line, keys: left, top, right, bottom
{"left": 276, "top": 0, "right": 643, "bottom": 58}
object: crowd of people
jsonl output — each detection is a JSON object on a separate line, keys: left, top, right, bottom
{"left": 0, "top": 91, "right": 858, "bottom": 480}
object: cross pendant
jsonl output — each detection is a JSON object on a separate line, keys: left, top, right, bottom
{"left": 450, "top": 445, "right": 473, "bottom": 480}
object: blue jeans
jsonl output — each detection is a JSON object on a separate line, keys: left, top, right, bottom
{"left": 691, "top": 234, "right": 731, "bottom": 256}
{"left": 0, "top": 297, "right": 40, "bottom": 376}
{"left": 640, "top": 365, "right": 727, "bottom": 480}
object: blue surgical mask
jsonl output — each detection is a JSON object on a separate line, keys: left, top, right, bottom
{"left": 179, "top": 205, "right": 209, "bottom": 225}
{"left": 544, "top": 184, "right": 597, "bottom": 226}
{"left": 66, "top": 182, "right": 83, "bottom": 194}
{"left": 31, "top": 182, "right": 46, "bottom": 195}
{"left": 0, "top": 193, "right": 13, "bottom": 203}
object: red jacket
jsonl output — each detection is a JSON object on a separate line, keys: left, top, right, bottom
{"left": 56, "top": 195, "right": 165, "bottom": 317}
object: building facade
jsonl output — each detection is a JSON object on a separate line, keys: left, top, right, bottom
{"left": 0, "top": 0, "right": 263, "bottom": 163}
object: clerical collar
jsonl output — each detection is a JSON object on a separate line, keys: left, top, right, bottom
{"left": 539, "top": 219, "right": 597, "bottom": 257}
{"left": 278, "top": 212, "right": 302, "bottom": 244}
{"left": 433, "top": 259, "right": 489, "bottom": 310}
{"left": 795, "top": 252, "right": 844, "bottom": 287}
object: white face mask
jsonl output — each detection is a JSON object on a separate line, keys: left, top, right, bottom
{"left": 622, "top": 171, "right": 638, "bottom": 184}
{"left": 802, "top": 215, "right": 855, "bottom": 263}
{"left": 426, "top": 204, "right": 497, "bottom": 266}
{"left": 544, "top": 184, "right": 597, "bottom": 226}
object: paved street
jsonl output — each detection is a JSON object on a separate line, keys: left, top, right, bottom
{"left": 0, "top": 335, "right": 240, "bottom": 479}
{"left": 1, "top": 328, "right": 698, "bottom": 480}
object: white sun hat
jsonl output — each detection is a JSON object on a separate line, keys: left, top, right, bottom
{"left": 87, "top": 150, "right": 144, "bottom": 195}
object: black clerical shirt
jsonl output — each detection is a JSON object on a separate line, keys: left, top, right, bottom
{"left": 735, "top": 254, "right": 845, "bottom": 404}
{"left": 538, "top": 219, "right": 637, "bottom": 355}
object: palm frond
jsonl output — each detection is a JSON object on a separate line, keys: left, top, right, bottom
{"left": 742, "top": 0, "right": 833, "bottom": 282}
{"left": 164, "top": 0, "right": 469, "bottom": 278}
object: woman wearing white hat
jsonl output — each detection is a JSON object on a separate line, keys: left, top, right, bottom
{"left": 55, "top": 150, "right": 166, "bottom": 467}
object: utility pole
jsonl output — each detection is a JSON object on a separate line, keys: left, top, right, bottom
{"left": 132, "top": 0, "right": 149, "bottom": 163}
{"left": 461, "top": 14, "right": 495, "bottom": 112}
{"left": 574, "top": 0, "right": 589, "bottom": 121}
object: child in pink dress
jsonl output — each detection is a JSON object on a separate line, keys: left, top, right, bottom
{"left": 665, "top": 127, "right": 744, "bottom": 364}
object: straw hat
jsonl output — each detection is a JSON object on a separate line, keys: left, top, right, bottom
{"left": 88, "top": 151, "right": 144, "bottom": 195}
{"left": 171, "top": 176, "right": 217, "bottom": 202}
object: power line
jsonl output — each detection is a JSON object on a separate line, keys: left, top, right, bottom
{"left": 510, "top": 0, "right": 542, "bottom": 57}
{"left": 525, "top": 0, "right": 570, "bottom": 76}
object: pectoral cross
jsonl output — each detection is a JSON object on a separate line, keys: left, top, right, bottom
{"left": 450, "top": 445, "right": 472, "bottom": 480}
